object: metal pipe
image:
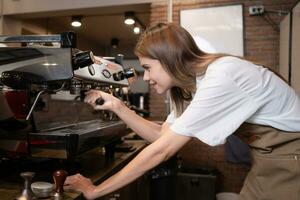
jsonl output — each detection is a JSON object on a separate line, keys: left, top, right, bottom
{"left": 26, "top": 90, "right": 45, "bottom": 120}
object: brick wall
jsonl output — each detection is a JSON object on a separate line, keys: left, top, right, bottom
{"left": 148, "top": 0, "right": 298, "bottom": 193}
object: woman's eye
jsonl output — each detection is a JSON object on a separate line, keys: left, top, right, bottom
{"left": 142, "top": 64, "right": 150, "bottom": 71}
{"left": 143, "top": 67, "right": 150, "bottom": 72}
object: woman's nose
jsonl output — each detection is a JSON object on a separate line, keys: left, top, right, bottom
{"left": 143, "top": 71, "right": 150, "bottom": 81}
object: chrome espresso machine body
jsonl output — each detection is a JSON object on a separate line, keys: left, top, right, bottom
{"left": 0, "top": 32, "right": 134, "bottom": 160}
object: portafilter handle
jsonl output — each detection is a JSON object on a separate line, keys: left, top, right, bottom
{"left": 52, "top": 170, "right": 68, "bottom": 198}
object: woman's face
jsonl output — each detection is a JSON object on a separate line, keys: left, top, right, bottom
{"left": 138, "top": 56, "right": 174, "bottom": 94}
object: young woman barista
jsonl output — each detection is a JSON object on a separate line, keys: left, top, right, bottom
{"left": 64, "top": 22, "right": 300, "bottom": 200}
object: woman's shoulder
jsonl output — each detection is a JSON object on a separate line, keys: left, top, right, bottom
{"left": 206, "top": 56, "right": 260, "bottom": 77}
{"left": 208, "top": 56, "right": 254, "bottom": 69}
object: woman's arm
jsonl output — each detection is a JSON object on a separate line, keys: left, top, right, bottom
{"left": 64, "top": 127, "right": 191, "bottom": 199}
{"left": 84, "top": 90, "right": 163, "bottom": 142}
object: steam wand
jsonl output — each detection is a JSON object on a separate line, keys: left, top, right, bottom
{"left": 25, "top": 82, "right": 67, "bottom": 120}
{"left": 25, "top": 90, "right": 46, "bottom": 120}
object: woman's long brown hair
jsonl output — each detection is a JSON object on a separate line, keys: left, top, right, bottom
{"left": 134, "top": 22, "right": 227, "bottom": 117}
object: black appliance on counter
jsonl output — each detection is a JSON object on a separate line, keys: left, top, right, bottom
{"left": 149, "top": 157, "right": 217, "bottom": 200}
{"left": 0, "top": 32, "right": 134, "bottom": 160}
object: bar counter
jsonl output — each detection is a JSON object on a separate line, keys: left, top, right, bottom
{"left": 0, "top": 139, "right": 147, "bottom": 200}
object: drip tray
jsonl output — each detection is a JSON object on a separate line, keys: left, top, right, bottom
{"left": 29, "top": 119, "right": 129, "bottom": 159}
{"left": 32, "top": 119, "right": 124, "bottom": 136}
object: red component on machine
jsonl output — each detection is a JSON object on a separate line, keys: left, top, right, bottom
{"left": 5, "top": 91, "right": 29, "bottom": 119}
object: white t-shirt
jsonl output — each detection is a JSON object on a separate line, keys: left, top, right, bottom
{"left": 166, "top": 56, "right": 300, "bottom": 146}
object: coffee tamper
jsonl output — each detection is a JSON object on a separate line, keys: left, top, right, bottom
{"left": 16, "top": 172, "right": 37, "bottom": 200}
{"left": 52, "top": 170, "right": 68, "bottom": 200}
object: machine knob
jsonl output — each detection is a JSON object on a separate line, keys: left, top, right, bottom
{"left": 112, "top": 68, "right": 135, "bottom": 81}
{"left": 72, "top": 51, "right": 95, "bottom": 70}
{"left": 88, "top": 65, "right": 95, "bottom": 76}
{"left": 95, "top": 98, "right": 105, "bottom": 105}
{"left": 102, "top": 69, "right": 112, "bottom": 79}
{"left": 52, "top": 170, "right": 68, "bottom": 198}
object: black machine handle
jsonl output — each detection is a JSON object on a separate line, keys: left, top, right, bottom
{"left": 112, "top": 68, "right": 135, "bottom": 81}
{"left": 72, "top": 50, "right": 95, "bottom": 70}
{"left": 95, "top": 98, "right": 105, "bottom": 105}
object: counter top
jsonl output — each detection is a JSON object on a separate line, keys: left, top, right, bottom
{"left": 0, "top": 139, "right": 147, "bottom": 200}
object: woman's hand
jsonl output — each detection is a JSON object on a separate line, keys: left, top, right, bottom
{"left": 64, "top": 174, "right": 97, "bottom": 200}
{"left": 84, "top": 90, "right": 123, "bottom": 112}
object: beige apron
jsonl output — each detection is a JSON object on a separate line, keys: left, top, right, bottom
{"left": 235, "top": 123, "right": 300, "bottom": 200}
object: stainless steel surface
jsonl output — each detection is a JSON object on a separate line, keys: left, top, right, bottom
{"left": 16, "top": 172, "right": 37, "bottom": 200}
{"left": 29, "top": 120, "right": 128, "bottom": 159}
{"left": 74, "top": 56, "right": 129, "bottom": 86}
{"left": 32, "top": 119, "right": 124, "bottom": 136}
{"left": 0, "top": 33, "right": 133, "bottom": 160}
{"left": 31, "top": 182, "right": 53, "bottom": 198}
{"left": 0, "top": 34, "right": 62, "bottom": 43}
{"left": 0, "top": 32, "right": 76, "bottom": 48}
{"left": 0, "top": 47, "right": 74, "bottom": 82}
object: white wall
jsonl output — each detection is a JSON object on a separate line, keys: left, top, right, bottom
{"left": 180, "top": 4, "right": 244, "bottom": 56}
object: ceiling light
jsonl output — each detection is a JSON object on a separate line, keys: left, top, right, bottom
{"left": 71, "top": 16, "right": 82, "bottom": 27}
{"left": 124, "top": 11, "right": 135, "bottom": 25}
{"left": 133, "top": 26, "right": 141, "bottom": 34}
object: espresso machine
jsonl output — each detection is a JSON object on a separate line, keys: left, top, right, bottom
{"left": 0, "top": 32, "right": 135, "bottom": 161}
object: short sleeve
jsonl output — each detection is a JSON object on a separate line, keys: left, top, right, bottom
{"left": 165, "top": 110, "right": 175, "bottom": 125}
{"left": 170, "top": 69, "right": 260, "bottom": 146}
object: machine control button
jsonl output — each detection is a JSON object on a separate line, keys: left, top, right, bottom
{"left": 112, "top": 68, "right": 135, "bottom": 81}
{"left": 88, "top": 65, "right": 95, "bottom": 76}
{"left": 72, "top": 50, "right": 95, "bottom": 70}
{"left": 102, "top": 69, "right": 111, "bottom": 78}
